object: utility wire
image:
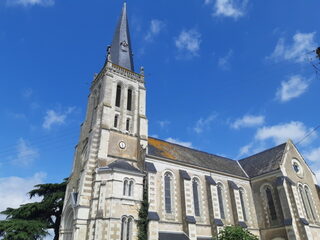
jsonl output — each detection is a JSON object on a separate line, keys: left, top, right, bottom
{"left": 296, "top": 124, "right": 320, "bottom": 145}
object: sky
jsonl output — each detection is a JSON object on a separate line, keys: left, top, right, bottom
{"left": 0, "top": 0, "right": 320, "bottom": 237}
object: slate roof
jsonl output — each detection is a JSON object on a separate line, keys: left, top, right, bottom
{"left": 110, "top": 3, "right": 134, "bottom": 71}
{"left": 147, "top": 137, "right": 248, "bottom": 178}
{"left": 239, "top": 143, "right": 287, "bottom": 178}
{"left": 103, "top": 160, "right": 142, "bottom": 174}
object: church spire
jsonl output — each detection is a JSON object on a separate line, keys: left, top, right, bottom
{"left": 110, "top": 2, "right": 134, "bottom": 71}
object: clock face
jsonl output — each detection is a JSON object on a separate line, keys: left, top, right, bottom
{"left": 119, "top": 141, "right": 126, "bottom": 149}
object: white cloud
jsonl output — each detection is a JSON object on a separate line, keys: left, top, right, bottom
{"left": 12, "top": 138, "right": 39, "bottom": 166}
{"left": 0, "top": 172, "right": 46, "bottom": 220}
{"left": 165, "top": 137, "right": 193, "bottom": 148}
{"left": 7, "top": 0, "right": 54, "bottom": 7}
{"left": 218, "top": 49, "right": 233, "bottom": 70}
{"left": 42, "top": 107, "right": 75, "bottom": 130}
{"left": 239, "top": 143, "right": 252, "bottom": 156}
{"left": 270, "top": 32, "right": 317, "bottom": 63}
{"left": 213, "top": 0, "right": 248, "bottom": 19}
{"left": 276, "top": 75, "right": 310, "bottom": 102}
{"left": 175, "top": 29, "right": 201, "bottom": 57}
{"left": 231, "top": 115, "right": 265, "bottom": 129}
{"left": 255, "top": 121, "right": 316, "bottom": 145}
{"left": 304, "top": 147, "right": 320, "bottom": 163}
{"left": 145, "top": 19, "right": 165, "bottom": 41}
{"left": 194, "top": 114, "right": 216, "bottom": 134}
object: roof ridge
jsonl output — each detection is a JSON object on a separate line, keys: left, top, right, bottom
{"left": 239, "top": 142, "right": 287, "bottom": 161}
{"left": 148, "top": 137, "right": 235, "bottom": 162}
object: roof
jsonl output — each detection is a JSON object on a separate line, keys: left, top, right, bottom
{"left": 239, "top": 143, "right": 287, "bottom": 178}
{"left": 110, "top": 3, "right": 134, "bottom": 71}
{"left": 159, "top": 232, "right": 189, "bottom": 240}
{"left": 147, "top": 137, "right": 248, "bottom": 178}
{"left": 101, "top": 160, "right": 142, "bottom": 174}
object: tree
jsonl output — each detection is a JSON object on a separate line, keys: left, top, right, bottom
{"left": 0, "top": 179, "right": 67, "bottom": 240}
{"left": 215, "top": 226, "right": 259, "bottom": 240}
{"left": 137, "top": 178, "right": 149, "bottom": 240}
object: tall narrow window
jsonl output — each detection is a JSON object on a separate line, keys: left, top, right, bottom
{"left": 164, "top": 172, "right": 173, "bottom": 213}
{"left": 266, "top": 187, "right": 277, "bottom": 220}
{"left": 126, "top": 218, "right": 132, "bottom": 240}
{"left": 116, "top": 85, "right": 121, "bottom": 107}
{"left": 239, "top": 188, "right": 247, "bottom": 221}
{"left": 217, "top": 183, "right": 225, "bottom": 219}
{"left": 305, "top": 186, "right": 316, "bottom": 221}
{"left": 121, "top": 217, "right": 127, "bottom": 240}
{"left": 193, "top": 179, "right": 201, "bottom": 216}
{"left": 123, "top": 180, "right": 128, "bottom": 196}
{"left": 128, "top": 181, "right": 134, "bottom": 197}
{"left": 126, "top": 119, "right": 130, "bottom": 131}
{"left": 127, "top": 89, "right": 132, "bottom": 111}
{"left": 114, "top": 115, "right": 119, "bottom": 128}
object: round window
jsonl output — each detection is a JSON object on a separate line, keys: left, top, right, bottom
{"left": 292, "top": 159, "right": 303, "bottom": 177}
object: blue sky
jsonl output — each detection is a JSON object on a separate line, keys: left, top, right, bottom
{"left": 0, "top": 0, "right": 320, "bottom": 234}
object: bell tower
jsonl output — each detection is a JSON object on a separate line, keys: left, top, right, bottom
{"left": 59, "top": 3, "right": 147, "bottom": 240}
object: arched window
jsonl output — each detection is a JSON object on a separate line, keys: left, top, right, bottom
{"left": 126, "top": 218, "right": 133, "bottom": 240}
{"left": 128, "top": 180, "right": 134, "bottom": 197}
{"left": 192, "top": 178, "right": 201, "bottom": 216}
{"left": 164, "top": 172, "right": 173, "bottom": 213}
{"left": 114, "top": 115, "right": 119, "bottom": 128}
{"left": 126, "top": 118, "right": 130, "bottom": 131}
{"left": 121, "top": 216, "right": 133, "bottom": 240}
{"left": 115, "top": 84, "right": 122, "bottom": 107}
{"left": 217, "top": 183, "right": 225, "bottom": 219}
{"left": 127, "top": 89, "right": 132, "bottom": 111}
{"left": 239, "top": 188, "right": 247, "bottom": 221}
{"left": 123, "top": 180, "right": 128, "bottom": 196}
{"left": 265, "top": 187, "right": 277, "bottom": 220}
{"left": 305, "top": 186, "right": 316, "bottom": 221}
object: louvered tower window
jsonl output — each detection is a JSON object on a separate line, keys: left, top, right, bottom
{"left": 116, "top": 85, "right": 122, "bottom": 107}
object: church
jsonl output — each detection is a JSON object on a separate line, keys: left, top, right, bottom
{"left": 59, "top": 3, "right": 320, "bottom": 240}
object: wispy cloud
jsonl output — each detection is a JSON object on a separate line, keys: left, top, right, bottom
{"left": 231, "top": 115, "right": 265, "bottom": 129}
{"left": 276, "top": 75, "right": 310, "bottom": 102}
{"left": 194, "top": 114, "right": 216, "bottom": 134}
{"left": 0, "top": 172, "right": 46, "bottom": 220}
{"left": 269, "top": 32, "right": 317, "bottom": 63}
{"left": 145, "top": 19, "right": 165, "bottom": 42}
{"left": 157, "top": 120, "right": 170, "bottom": 129}
{"left": 175, "top": 29, "right": 201, "bottom": 58}
{"left": 7, "top": 0, "right": 54, "bottom": 7}
{"left": 42, "top": 107, "right": 75, "bottom": 130}
{"left": 205, "top": 0, "right": 249, "bottom": 19}
{"left": 304, "top": 147, "right": 320, "bottom": 163}
{"left": 12, "top": 138, "right": 39, "bottom": 166}
{"left": 218, "top": 49, "right": 233, "bottom": 70}
{"left": 255, "top": 121, "right": 316, "bottom": 145}
{"left": 21, "top": 88, "right": 33, "bottom": 99}
{"left": 165, "top": 137, "right": 193, "bottom": 148}
{"left": 238, "top": 121, "right": 317, "bottom": 158}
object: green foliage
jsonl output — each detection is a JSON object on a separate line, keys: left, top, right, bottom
{"left": 0, "top": 178, "right": 67, "bottom": 240}
{"left": 215, "top": 226, "right": 259, "bottom": 240}
{"left": 137, "top": 178, "right": 149, "bottom": 240}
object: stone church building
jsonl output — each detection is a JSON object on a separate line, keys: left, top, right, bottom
{"left": 59, "top": 3, "right": 320, "bottom": 240}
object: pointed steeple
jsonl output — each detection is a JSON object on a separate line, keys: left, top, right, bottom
{"left": 110, "top": 3, "right": 134, "bottom": 71}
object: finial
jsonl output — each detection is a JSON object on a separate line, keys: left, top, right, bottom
{"left": 140, "top": 66, "right": 144, "bottom": 75}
